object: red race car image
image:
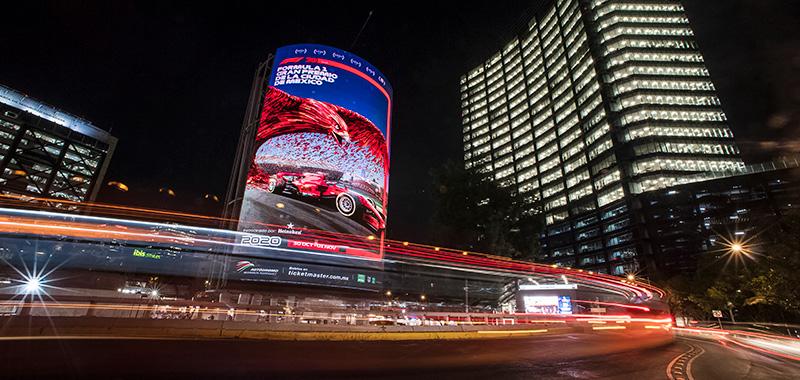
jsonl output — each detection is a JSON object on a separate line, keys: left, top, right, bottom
{"left": 266, "top": 172, "right": 386, "bottom": 232}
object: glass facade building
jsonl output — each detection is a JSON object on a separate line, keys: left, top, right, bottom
{"left": 0, "top": 84, "right": 116, "bottom": 204}
{"left": 460, "top": 0, "right": 743, "bottom": 275}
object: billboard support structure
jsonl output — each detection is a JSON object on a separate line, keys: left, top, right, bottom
{"left": 223, "top": 55, "right": 274, "bottom": 230}
{"left": 215, "top": 55, "right": 273, "bottom": 289}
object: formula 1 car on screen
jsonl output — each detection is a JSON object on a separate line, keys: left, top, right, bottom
{"left": 266, "top": 172, "right": 386, "bottom": 232}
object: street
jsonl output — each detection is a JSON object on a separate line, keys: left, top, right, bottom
{"left": 2, "top": 330, "right": 798, "bottom": 379}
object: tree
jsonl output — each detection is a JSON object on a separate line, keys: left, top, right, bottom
{"left": 429, "top": 160, "right": 543, "bottom": 261}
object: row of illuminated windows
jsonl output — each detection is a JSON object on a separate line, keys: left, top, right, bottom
{"left": 518, "top": 178, "right": 540, "bottom": 194}
{"left": 620, "top": 109, "right": 727, "bottom": 125}
{"left": 613, "top": 78, "right": 715, "bottom": 96}
{"left": 564, "top": 19, "right": 584, "bottom": 50}
{"left": 540, "top": 156, "right": 561, "bottom": 173}
{"left": 620, "top": 94, "right": 720, "bottom": 108}
{"left": 592, "top": 154, "right": 616, "bottom": 176}
{"left": 495, "top": 155, "right": 513, "bottom": 169}
{"left": 487, "top": 52, "right": 502, "bottom": 68}
{"left": 597, "top": 185, "right": 625, "bottom": 207}
{"left": 555, "top": 103, "right": 577, "bottom": 125}
{"left": 607, "top": 51, "right": 704, "bottom": 69}
{"left": 562, "top": 140, "right": 585, "bottom": 162}
{"left": 495, "top": 166, "right": 515, "bottom": 181}
{"left": 468, "top": 108, "right": 488, "bottom": 122}
{"left": 594, "top": 169, "right": 621, "bottom": 191}
{"left": 509, "top": 92, "right": 527, "bottom": 111}
{"left": 545, "top": 210, "right": 569, "bottom": 225}
{"left": 601, "top": 26, "right": 693, "bottom": 43}
{"left": 578, "top": 240, "right": 602, "bottom": 254}
{"left": 566, "top": 169, "right": 590, "bottom": 188}
{"left": 545, "top": 195, "right": 568, "bottom": 211}
{"left": 514, "top": 133, "right": 534, "bottom": 149}
{"left": 548, "top": 59, "right": 568, "bottom": 81}
{"left": 514, "top": 143, "right": 535, "bottom": 160}
{"left": 517, "top": 166, "right": 538, "bottom": 183}
{"left": 559, "top": 127, "right": 582, "bottom": 148}
{"left": 496, "top": 144, "right": 513, "bottom": 157}
{"left": 551, "top": 91, "right": 573, "bottom": 114}
{"left": 486, "top": 70, "right": 504, "bottom": 90}
{"left": 511, "top": 121, "right": 531, "bottom": 139}
{"left": 595, "top": 2, "right": 683, "bottom": 18}
{"left": 468, "top": 99, "right": 487, "bottom": 115}
{"left": 605, "top": 38, "right": 697, "bottom": 54}
{"left": 534, "top": 119, "right": 554, "bottom": 138}
{"left": 624, "top": 125, "right": 733, "bottom": 141}
{"left": 576, "top": 82, "right": 600, "bottom": 108}
{"left": 540, "top": 7, "right": 558, "bottom": 38}
{"left": 612, "top": 65, "right": 708, "bottom": 80}
{"left": 588, "top": 138, "right": 614, "bottom": 160}
{"left": 569, "top": 183, "right": 593, "bottom": 202}
{"left": 631, "top": 157, "right": 744, "bottom": 176}
{"left": 580, "top": 95, "right": 603, "bottom": 118}
{"left": 490, "top": 115, "right": 509, "bottom": 130}
{"left": 632, "top": 141, "right": 739, "bottom": 157}
{"left": 586, "top": 122, "right": 611, "bottom": 146}
{"left": 597, "top": 15, "right": 689, "bottom": 32}
{"left": 504, "top": 38, "right": 520, "bottom": 56}
{"left": 491, "top": 125, "right": 510, "bottom": 140}
{"left": 567, "top": 32, "right": 588, "bottom": 59}
{"left": 574, "top": 68, "right": 597, "bottom": 94}
{"left": 543, "top": 181, "right": 565, "bottom": 199}
{"left": 533, "top": 108, "right": 553, "bottom": 127}
{"left": 551, "top": 78, "right": 572, "bottom": 104}
{"left": 572, "top": 55, "right": 595, "bottom": 83}
{"left": 536, "top": 131, "right": 557, "bottom": 150}
{"left": 541, "top": 24, "right": 561, "bottom": 53}
{"left": 493, "top": 134, "right": 512, "bottom": 148}
{"left": 467, "top": 65, "right": 484, "bottom": 81}
{"left": 575, "top": 227, "right": 597, "bottom": 241}
{"left": 558, "top": 115, "right": 579, "bottom": 137}
{"left": 524, "top": 51, "right": 544, "bottom": 75}
{"left": 563, "top": 153, "right": 588, "bottom": 175}
{"left": 517, "top": 156, "right": 537, "bottom": 172}
{"left": 541, "top": 168, "right": 563, "bottom": 186}
{"left": 538, "top": 145, "right": 559, "bottom": 166}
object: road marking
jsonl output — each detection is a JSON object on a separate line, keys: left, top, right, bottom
{"left": 667, "top": 342, "right": 704, "bottom": 380}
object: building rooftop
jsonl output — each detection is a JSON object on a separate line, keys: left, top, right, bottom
{"left": 0, "top": 84, "right": 113, "bottom": 143}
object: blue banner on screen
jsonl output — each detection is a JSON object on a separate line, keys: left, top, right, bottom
{"left": 238, "top": 44, "right": 392, "bottom": 269}
{"left": 558, "top": 296, "right": 573, "bottom": 315}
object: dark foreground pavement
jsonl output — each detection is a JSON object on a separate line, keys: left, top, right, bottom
{"left": 1, "top": 331, "right": 798, "bottom": 379}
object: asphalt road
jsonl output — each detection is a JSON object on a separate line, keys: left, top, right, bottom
{"left": 239, "top": 185, "right": 374, "bottom": 236}
{"left": 1, "top": 332, "right": 798, "bottom": 379}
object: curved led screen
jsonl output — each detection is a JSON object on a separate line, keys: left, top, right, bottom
{"left": 238, "top": 44, "right": 392, "bottom": 270}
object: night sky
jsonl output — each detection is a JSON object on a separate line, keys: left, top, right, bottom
{"left": 1, "top": 1, "right": 798, "bottom": 240}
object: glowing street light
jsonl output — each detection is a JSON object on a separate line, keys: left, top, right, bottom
{"left": 23, "top": 276, "right": 43, "bottom": 294}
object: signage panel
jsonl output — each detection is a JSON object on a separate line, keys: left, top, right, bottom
{"left": 236, "top": 44, "right": 391, "bottom": 289}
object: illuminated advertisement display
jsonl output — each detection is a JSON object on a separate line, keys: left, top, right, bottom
{"left": 238, "top": 44, "right": 391, "bottom": 269}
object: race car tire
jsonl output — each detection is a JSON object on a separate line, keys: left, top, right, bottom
{"left": 267, "top": 178, "right": 285, "bottom": 193}
{"left": 335, "top": 193, "right": 359, "bottom": 217}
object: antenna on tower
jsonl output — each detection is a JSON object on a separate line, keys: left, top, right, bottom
{"left": 350, "top": 10, "right": 373, "bottom": 50}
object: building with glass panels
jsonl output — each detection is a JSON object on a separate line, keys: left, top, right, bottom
{"left": 460, "top": 0, "right": 743, "bottom": 276}
{"left": 0, "top": 84, "right": 116, "bottom": 204}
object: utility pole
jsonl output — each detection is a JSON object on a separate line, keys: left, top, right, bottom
{"left": 465, "top": 279, "right": 469, "bottom": 313}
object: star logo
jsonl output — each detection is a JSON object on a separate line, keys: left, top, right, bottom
{"left": 287, "top": 223, "right": 295, "bottom": 229}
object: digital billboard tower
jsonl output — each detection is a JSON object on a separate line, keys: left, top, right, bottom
{"left": 230, "top": 44, "right": 392, "bottom": 269}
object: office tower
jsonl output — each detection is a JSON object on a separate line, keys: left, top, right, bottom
{"left": 460, "top": 0, "right": 743, "bottom": 275}
{"left": 0, "top": 84, "right": 116, "bottom": 204}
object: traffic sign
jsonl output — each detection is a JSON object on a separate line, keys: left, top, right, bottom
{"left": 712, "top": 310, "right": 723, "bottom": 318}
